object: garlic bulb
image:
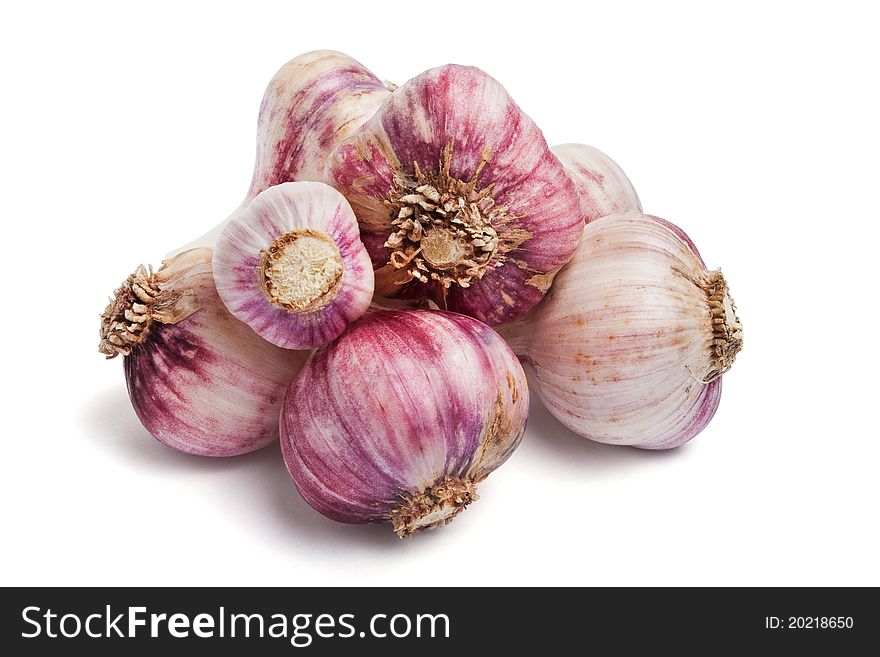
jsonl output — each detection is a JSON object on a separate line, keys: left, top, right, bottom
{"left": 325, "top": 65, "right": 584, "bottom": 326}
{"left": 501, "top": 213, "right": 742, "bottom": 449}
{"left": 212, "top": 181, "right": 373, "bottom": 349}
{"left": 174, "top": 50, "right": 390, "bottom": 255}
{"left": 99, "top": 248, "right": 307, "bottom": 456}
{"left": 246, "top": 50, "right": 390, "bottom": 197}
{"left": 552, "top": 143, "right": 642, "bottom": 222}
{"left": 280, "top": 308, "right": 528, "bottom": 537}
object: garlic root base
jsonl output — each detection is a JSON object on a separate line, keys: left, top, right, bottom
{"left": 259, "top": 228, "right": 343, "bottom": 313}
{"left": 390, "top": 477, "right": 478, "bottom": 538}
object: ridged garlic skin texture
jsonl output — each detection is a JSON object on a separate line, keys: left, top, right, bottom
{"left": 247, "top": 50, "right": 391, "bottom": 197}
{"left": 172, "top": 50, "right": 389, "bottom": 256}
{"left": 511, "top": 214, "right": 722, "bottom": 449}
{"left": 124, "top": 249, "right": 308, "bottom": 456}
{"left": 552, "top": 144, "right": 642, "bottom": 222}
{"left": 280, "top": 309, "right": 528, "bottom": 528}
{"left": 325, "top": 64, "right": 584, "bottom": 326}
{"left": 212, "top": 182, "right": 374, "bottom": 349}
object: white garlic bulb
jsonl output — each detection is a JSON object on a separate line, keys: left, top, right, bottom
{"left": 501, "top": 213, "right": 742, "bottom": 449}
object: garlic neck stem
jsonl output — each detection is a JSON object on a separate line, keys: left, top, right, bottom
{"left": 259, "top": 229, "right": 343, "bottom": 313}
{"left": 166, "top": 203, "right": 244, "bottom": 259}
{"left": 389, "top": 477, "right": 477, "bottom": 538}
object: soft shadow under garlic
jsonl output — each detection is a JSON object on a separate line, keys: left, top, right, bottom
{"left": 520, "top": 372, "right": 687, "bottom": 474}
{"left": 80, "top": 386, "right": 424, "bottom": 550}
{"left": 261, "top": 446, "right": 418, "bottom": 550}
{"left": 80, "top": 386, "right": 258, "bottom": 473}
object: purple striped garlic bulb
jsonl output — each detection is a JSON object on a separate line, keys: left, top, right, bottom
{"left": 246, "top": 50, "right": 391, "bottom": 197}
{"left": 212, "top": 182, "right": 374, "bottom": 349}
{"left": 501, "top": 214, "right": 742, "bottom": 450}
{"left": 280, "top": 308, "right": 528, "bottom": 537}
{"left": 175, "top": 50, "right": 390, "bottom": 254}
{"left": 99, "top": 248, "right": 307, "bottom": 456}
{"left": 552, "top": 144, "right": 642, "bottom": 222}
{"left": 324, "top": 65, "right": 584, "bottom": 326}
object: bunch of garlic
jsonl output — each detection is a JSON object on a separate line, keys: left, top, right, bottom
{"left": 99, "top": 50, "right": 741, "bottom": 537}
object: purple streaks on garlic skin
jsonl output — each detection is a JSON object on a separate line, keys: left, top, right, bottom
{"left": 212, "top": 182, "right": 374, "bottom": 350}
{"left": 445, "top": 260, "right": 545, "bottom": 326}
{"left": 171, "top": 51, "right": 389, "bottom": 257}
{"left": 121, "top": 249, "right": 307, "bottom": 456}
{"left": 126, "top": 326, "right": 277, "bottom": 455}
{"left": 280, "top": 308, "right": 528, "bottom": 530}
{"left": 551, "top": 143, "right": 642, "bottom": 223}
{"left": 647, "top": 214, "right": 704, "bottom": 265}
{"left": 247, "top": 51, "right": 390, "bottom": 198}
{"left": 355, "top": 228, "right": 391, "bottom": 269}
{"left": 325, "top": 64, "right": 583, "bottom": 326}
{"left": 327, "top": 140, "right": 399, "bottom": 266}
{"left": 642, "top": 379, "right": 722, "bottom": 450}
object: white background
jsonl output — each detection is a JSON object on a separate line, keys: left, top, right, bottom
{"left": 2, "top": 1, "right": 878, "bottom": 586}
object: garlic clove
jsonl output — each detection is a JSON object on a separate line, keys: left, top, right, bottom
{"left": 500, "top": 213, "right": 741, "bottom": 449}
{"left": 212, "top": 181, "right": 374, "bottom": 350}
{"left": 171, "top": 51, "right": 390, "bottom": 257}
{"left": 551, "top": 143, "right": 642, "bottom": 222}
{"left": 280, "top": 308, "right": 528, "bottom": 537}
{"left": 100, "top": 248, "right": 308, "bottom": 456}
{"left": 325, "top": 64, "right": 584, "bottom": 326}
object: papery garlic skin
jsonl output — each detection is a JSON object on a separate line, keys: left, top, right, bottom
{"left": 280, "top": 308, "right": 528, "bottom": 537}
{"left": 173, "top": 51, "right": 390, "bottom": 255}
{"left": 502, "top": 213, "right": 742, "bottom": 449}
{"left": 552, "top": 144, "right": 642, "bottom": 222}
{"left": 212, "top": 182, "right": 374, "bottom": 349}
{"left": 247, "top": 50, "right": 391, "bottom": 197}
{"left": 325, "top": 64, "right": 584, "bottom": 326}
{"left": 100, "top": 248, "right": 307, "bottom": 456}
